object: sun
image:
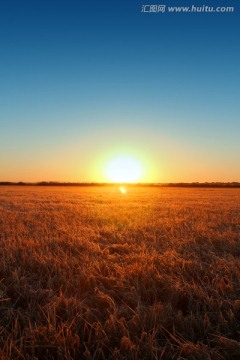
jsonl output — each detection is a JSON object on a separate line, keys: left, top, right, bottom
{"left": 106, "top": 156, "right": 143, "bottom": 183}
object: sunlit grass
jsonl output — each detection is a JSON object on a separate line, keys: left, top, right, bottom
{"left": 0, "top": 186, "right": 240, "bottom": 359}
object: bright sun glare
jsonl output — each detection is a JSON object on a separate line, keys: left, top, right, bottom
{"left": 106, "top": 156, "right": 143, "bottom": 183}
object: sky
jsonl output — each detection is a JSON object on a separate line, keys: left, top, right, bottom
{"left": 0, "top": 0, "right": 239, "bottom": 183}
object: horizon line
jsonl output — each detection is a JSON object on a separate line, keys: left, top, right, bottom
{"left": 0, "top": 181, "right": 240, "bottom": 188}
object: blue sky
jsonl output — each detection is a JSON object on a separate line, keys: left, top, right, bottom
{"left": 0, "top": 0, "right": 239, "bottom": 182}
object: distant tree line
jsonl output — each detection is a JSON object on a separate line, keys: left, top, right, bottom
{"left": 0, "top": 181, "right": 240, "bottom": 188}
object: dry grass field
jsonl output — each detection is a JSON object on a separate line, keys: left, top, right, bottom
{"left": 0, "top": 186, "right": 240, "bottom": 360}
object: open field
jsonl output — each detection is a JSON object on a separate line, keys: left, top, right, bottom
{"left": 0, "top": 186, "right": 240, "bottom": 360}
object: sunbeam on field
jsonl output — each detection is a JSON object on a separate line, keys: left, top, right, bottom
{"left": 119, "top": 185, "right": 127, "bottom": 194}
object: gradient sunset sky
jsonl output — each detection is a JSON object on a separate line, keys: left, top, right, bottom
{"left": 0, "top": 0, "right": 239, "bottom": 182}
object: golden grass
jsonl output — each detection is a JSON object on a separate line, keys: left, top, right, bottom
{"left": 0, "top": 186, "right": 240, "bottom": 359}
